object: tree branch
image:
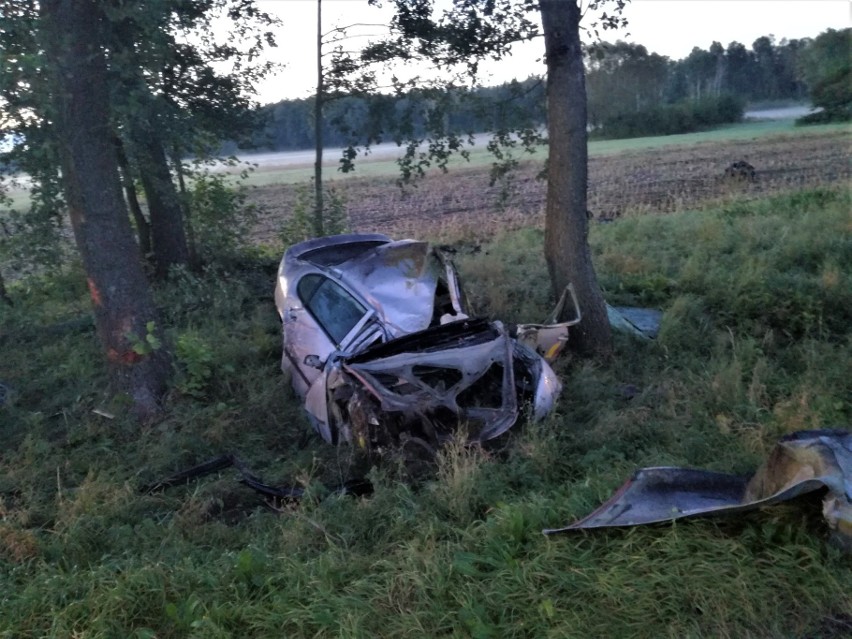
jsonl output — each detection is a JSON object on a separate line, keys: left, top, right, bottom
{"left": 322, "top": 23, "right": 390, "bottom": 39}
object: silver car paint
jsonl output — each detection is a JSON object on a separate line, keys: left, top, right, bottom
{"left": 275, "top": 234, "right": 568, "bottom": 445}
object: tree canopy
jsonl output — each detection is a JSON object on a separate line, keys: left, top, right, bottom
{"left": 0, "top": 0, "right": 279, "bottom": 418}
{"left": 798, "top": 28, "right": 851, "bottom": 122}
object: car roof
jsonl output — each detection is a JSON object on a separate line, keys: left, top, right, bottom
{"left": 282, "top": 234, "right": 450, "bottom": 337}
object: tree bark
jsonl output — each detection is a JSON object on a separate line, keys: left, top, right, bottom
{"left": 132, "top": 123, "right": 190, "bottom": 278}
{"left": 314, "top": 0, "right": 325, "bottom": 236}
{"left": 41, "top": 0, "right": 170, "bottom": 421}
{"left": 105, "top": 28, "right": 189, "bottom": 276}
{"left": 113, "top": 135, "right": 152, "bottom": 258}
{"left": 540, "top": 0, "right": 612, "bottom": 356}
{"left": 172, "top": 151, "right": 199, "bottom": 267}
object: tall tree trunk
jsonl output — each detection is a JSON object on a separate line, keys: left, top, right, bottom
{"left": 132, "top": 124, "right": 190, "bottom": 278}
{"left": 172, "top": 150, "right": 199, "bottom": 268}
{"left": 313, "top": 0, "right": 325, "bottom": 236}
{"left": 113, "top": 135, "right": 151, "bottom": 257}
{"left": 540, "top": 0, "right": 612, "bottom": 356}
{"left": 41, "top": 0, "right": 170, "bottom": 421}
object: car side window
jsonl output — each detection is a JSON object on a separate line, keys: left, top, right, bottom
{"left": 297, "top": 274, "right": 367, "bottom": 346}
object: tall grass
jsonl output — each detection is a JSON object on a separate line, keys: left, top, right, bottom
{"left": 1, "top": 188, "right": 850, "bottom": 638}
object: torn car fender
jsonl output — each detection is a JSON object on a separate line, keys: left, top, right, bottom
{"left": 516, "top": 284, "right": 582, "bottom": 363}
{"left": 531, "top": 357, "right": 562, "bottom": 420}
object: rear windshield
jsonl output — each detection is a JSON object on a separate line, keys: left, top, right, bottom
{"left": 299, "top": 241, "right": 388, "bottom": 267}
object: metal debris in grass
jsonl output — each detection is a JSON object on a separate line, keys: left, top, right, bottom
{"left": 143, "top": 453, "right": 373, "bottom": 505}
{"left": 546, "top": 429, "right": 852, "bottom": 552}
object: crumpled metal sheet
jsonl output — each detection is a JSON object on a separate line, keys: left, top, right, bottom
{"left": 340, "top": 240, "right": 446, "bottom": 336}
{"left": 544, "top": 429, "right": 852, "bottom": 550}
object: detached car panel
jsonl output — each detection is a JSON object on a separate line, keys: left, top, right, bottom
{"left": 274, "top": 234, "right": 574, "bottom": 448}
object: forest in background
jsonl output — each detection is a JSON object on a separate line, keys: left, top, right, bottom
{"left": 249, "top": 30, "right": 843, "bottom": 151}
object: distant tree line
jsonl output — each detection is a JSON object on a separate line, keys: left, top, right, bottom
{"left": 248, "top": 79, "right": 546, "bottom": 151}
{"left": 250, "top": 28, "right": 848, "bottom": 149}
{"left": 585, "top": 35, "right": 813, "bottom": 137}
{"left": 795, "top": 28, "right": 851, "bottom": 123}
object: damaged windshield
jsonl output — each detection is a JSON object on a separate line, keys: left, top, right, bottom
{"left": 297, "top": 274, "right": 367, "bottom": 346}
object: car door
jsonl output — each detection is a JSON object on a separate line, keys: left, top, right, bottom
{"left": 283, "top": 273, "right": 370, "bottom": 399}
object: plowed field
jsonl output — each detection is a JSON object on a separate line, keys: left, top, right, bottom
{"left": 248, "top": 129, "right": 850, "bottom": 243}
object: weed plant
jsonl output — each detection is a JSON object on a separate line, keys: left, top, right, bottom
{"left": 279, "top": 180, "right": 350, "bottom": 247}
{"left": 0, "top": 188, "right": 850, "bottom": 638}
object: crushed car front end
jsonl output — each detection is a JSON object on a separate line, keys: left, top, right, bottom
{"left": 329, "top": 317, "right": 562, "bottom": 449}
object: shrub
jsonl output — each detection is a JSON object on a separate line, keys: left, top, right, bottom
{"left": 279, "top": 180, "right": 349, "bottom": 246}
{"left": 185, "top": 167, "right": 258, "bottom": 262}
{"left": 592, "top": 94, "right": 745, "bottom": 139}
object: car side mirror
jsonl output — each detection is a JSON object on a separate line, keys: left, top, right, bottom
{"left": 303, "top": 354, "right": 324, "bottom": 369}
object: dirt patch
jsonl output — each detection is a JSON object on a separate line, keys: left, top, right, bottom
{"left": 247, "top": 130, "right": 850, "bottom": 243}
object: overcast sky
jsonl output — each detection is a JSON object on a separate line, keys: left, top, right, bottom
{"left": 252, "top": 0, "right": 850, "bottom": 104}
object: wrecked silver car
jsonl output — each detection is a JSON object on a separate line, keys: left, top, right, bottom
{"left": 274, "top": 234, "right": 579, "bottom": 450}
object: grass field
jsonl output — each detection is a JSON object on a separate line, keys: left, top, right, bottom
{"left": 1, "top": 176, "right": 850, "bottom": 636}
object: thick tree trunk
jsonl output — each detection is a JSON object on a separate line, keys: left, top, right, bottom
{"left": 42, "top": 0, "right": 170, "bottom": 421}
{"left": 113, "top": 135, "right": 152, "bottom": 257}
{"left": 540, "top": 0, "right": 612, "bottom": 356}
{"left": 132, "top": 125, "right": 190, "bottom": 278}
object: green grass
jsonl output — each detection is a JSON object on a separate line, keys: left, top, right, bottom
{"left": 1, "top": 188, "right": 851, "bottom": 637}
{"left": 588, "top": 118, "right": 850, "bottom": 155}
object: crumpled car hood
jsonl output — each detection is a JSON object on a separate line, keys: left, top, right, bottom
{"left": 336, "top": 241, "right": 449, "bottom": 337}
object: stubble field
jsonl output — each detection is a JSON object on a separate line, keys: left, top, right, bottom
{"left": 247, "top": 127, "right": 850, "bottom": 242}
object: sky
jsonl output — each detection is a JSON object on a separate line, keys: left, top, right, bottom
{"left": 252, "top": 0, "right": 851, "bottom": 104}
